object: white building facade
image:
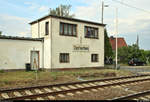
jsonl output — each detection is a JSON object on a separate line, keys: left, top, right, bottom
{"left": 0, "top": 37, "right": 44, "bottom": 70}
{"left": 0, "top": 15, "right": 105, "bottom": 70}
{"left": 30, "top": 15, "right": 105, "bottom": 69}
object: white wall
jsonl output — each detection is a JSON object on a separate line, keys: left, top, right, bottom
{"left": 51, "top": 18, "right": 104, "bottom": 69}
{"left": 31, "top": 18, "right": 51, "bottom": 69}
{"left": 31, "top": 17, "right": 104, "bottom": 69}
{"left": 0, "top": 39, "right": 43, "bottom": 70}
{"left": 44, "top": 37, "right": 51, "bottom": 69}
{"left": 31, "top": 19, "right": 51, "bottom": 38}
{"left": 31, "top": 23, "right": 38, "bottom": 38}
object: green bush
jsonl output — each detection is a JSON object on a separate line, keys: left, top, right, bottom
{"left": 118, "top": 44, "right": 150, "bottom": 64}
{"left": 0, "top": 70, "right": 4, "bottom": 73}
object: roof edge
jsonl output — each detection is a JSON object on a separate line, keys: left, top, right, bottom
{"left": 0, "top": 36, "right": 44, "bottom": 41}
{"left": 29, "top": 15, "right": 106, "bottom": 26}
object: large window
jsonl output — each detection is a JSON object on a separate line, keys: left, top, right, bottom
{"left": 85, "top": 26, "right": 98, "bottom": 39}
{"left": 60, "top": 22, "right": 77, "bottom": 37}
{"left": 91, "top": 54, "right": 99, "bottom": 62}
{"left": 60, "top": 53, "right": 70, "bottom": 63}
{"left": 45, "top": 22, "right": 49, "bottom": 35}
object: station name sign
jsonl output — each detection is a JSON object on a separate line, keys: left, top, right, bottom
{"left": 73, "top": 45, "right": 89, "bottom": 51}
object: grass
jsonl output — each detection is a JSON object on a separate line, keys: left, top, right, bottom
{"left": 119, "top": 63, "right": 129, "bottom": 66}
{"left": 0, "top": 68, "right": 134, "bottom": 89}
{"left": 0, "top": 70, "right": 4, "bottom": 73}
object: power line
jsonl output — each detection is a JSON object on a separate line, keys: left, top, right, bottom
{"left": 112, "top": 0, "right": 150, "bottom": 14}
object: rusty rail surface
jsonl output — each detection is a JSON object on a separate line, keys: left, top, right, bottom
{"left": 1, "top": 74, "right": 150, "bottom": 100}
{"left": 0, "top": 74, "right": 149, "bottom": 93}
{"left": 112, "top": 90, "right": 150, "bottom": 100}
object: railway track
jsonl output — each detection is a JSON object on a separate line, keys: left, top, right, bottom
{"left": 1, "top": 74, "right": 150, "bottom": 100}
{"left": 112, "top": 90, "right": 150, "bottom": 100}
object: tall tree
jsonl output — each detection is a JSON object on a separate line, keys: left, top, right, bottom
{"left": 50, "top": 4, "right": 75, "bottom": 18}
{"left": 104, "top": 28, "right": 113, "bottom": 59}
{"left": 0, "top": 31, "right": 2, "bottom": 36}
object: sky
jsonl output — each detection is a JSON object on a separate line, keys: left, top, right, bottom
{"left": 0, "top": 0, "right": 150, "bottom": 50}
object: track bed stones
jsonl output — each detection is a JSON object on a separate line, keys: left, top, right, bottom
{"left": 53, "top": 87, "right": 62, "bottom": 91}
{"left": 13, "top": 91, "right": 22, "bottom": 97}
{"left": 68, "top": 85, "right": 77, "bottom": 89}
{"left": 37, "top": 97, "right": 44, "bottom": 100}
{"left": 83, "top": 90, "right": 90, "bottom": 93}
{"left": 91, "top": 89, "right": 98, "bottom": 92}
{"left": 1, "top": 74, "right": 150, "bottom": 100}
{"left": 34, "top": 89, "right": 43, "bottom": 94}
{"left": 44, "top": 88, "right": 53, "bottom": 92}
{"left": 1, "top": 93, "right": 9, "bottom": 99}
{"left": 76, "top": 91, "right": 83, "bottom": 95}
{"left": 48, "top": 96, "right": 55, "bottom": 100}
{"left": 84, "top": 84, "right": 91, "bottom": 87}
{"left": 61, "top": 86, "right": 69, "bottom": 90}
{"left": 67, "top": 93, "right": 74, "bottom": 96}
{"left": 98, "top": 82, "right": 107, "bottom": 85}
{"left": 25, "top": 90, "right": 33, "bottom": 95}
{"left": 76, "top": 84, "right": 84, "bottom": 88}
{"left": 58, "top": 94, "right": 65, "bottom": 98}
{"left": 88, "top": 83, "right": 97, "bottom": 86}
{"left": 145, "top": 95, "right": 150, "bottom": 99}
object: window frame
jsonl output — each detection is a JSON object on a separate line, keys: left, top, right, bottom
{"left": 45, "top": 22, "right": 49, "bottom": 35}
{"left": 91, "top": 54, "right": 99, "bottom": 62}
{"left": 60, "top": 22, "right": 77, "bottom": 37}
{"left": 59, "top": 53, "right": 70, "bottom": 63}
{"left": 84, "top": 26, "right": 99, "bottom": 39}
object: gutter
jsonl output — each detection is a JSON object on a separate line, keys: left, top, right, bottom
{"left": 50, "top": 17, "right": 53, "bottom": 71}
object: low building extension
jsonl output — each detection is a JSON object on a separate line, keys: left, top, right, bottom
{"left": 0, "top": 15, "right": 106, "bottom": 70}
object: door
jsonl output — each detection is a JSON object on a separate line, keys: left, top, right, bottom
{"left": 31, "top": 51, "right": 39, "bottom": 70}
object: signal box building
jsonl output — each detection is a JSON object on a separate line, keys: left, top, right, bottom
{"left": 0, "top": 15, "right": 105, "bottom": 70}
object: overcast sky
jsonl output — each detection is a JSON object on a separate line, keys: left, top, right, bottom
{"left": 0, "top": 0, "right": 150, "bottom": 50}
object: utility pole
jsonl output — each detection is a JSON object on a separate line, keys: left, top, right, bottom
{"left": 101, "top": 1, "right": 104, "bottom": 24}
{"left": 101, "top": 1, "right": 109, "bottom": 24}
{"left": 115, "top": 8, "right": 118, "bottom": 70}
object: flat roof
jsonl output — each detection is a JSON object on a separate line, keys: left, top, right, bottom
{"left": 0, "top": 36, "right": 44, "bottom": 41}
{"left": 29, "top": 15, "right": 106, "bottom": 26}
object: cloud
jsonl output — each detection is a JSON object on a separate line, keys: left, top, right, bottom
{"left": 19, "top": 31, "right": 30, "bottom": 36}
{"left": 0, "top": 14, "right": 30, "bottom": 37}
{"left": 0, "top": 0, "right": 149, "bottom": 49}
{"left": 24, "top": 2, "right": 39, "bottom": 10}
{"left": 74, "top": 0, "right": 150, "bottom": 50}
{"left": 39, "top": 6, "right": 49, "bottom": 12}
{"left": 74, "top": 0, "right": 101, "bottom": 21}
{"left": 24, "top": 2, "right": 49, "bottom": 13}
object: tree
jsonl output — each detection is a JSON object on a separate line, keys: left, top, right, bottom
{"left": 0, "top": 31, "right": 2, "bottom": 36}
{"left": 141, "top": 50, "right": 150, "bottom": 64}
{"left": 50, "top": 4, "right": 75, "bottom": 18}
{"left": 104, "top": 28, "right": 113, "bottom": 64}
{"left": 118, "top": 46, "right": 129, "bottom": 63}
{"left": 118, "top": 44, "right": 146, "bottom": 63}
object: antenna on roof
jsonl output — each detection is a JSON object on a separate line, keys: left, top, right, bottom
{"left": 49, "top": 8, "right": 51, "bottom": 15}
{"left": 59, "top": 5, "right": 62, "bottom": 16}
{"left": 136, "top": 34, "right": 139, "bottom": 48}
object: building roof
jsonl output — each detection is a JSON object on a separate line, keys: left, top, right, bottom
{"left": 109, "top": 36, "right": 127, "bottom": 51}
{"left": 29, "top": 14, "right": 106, "bottom": 26}
{"left": 0, "top": 35, "right": 44, "bottom": 41}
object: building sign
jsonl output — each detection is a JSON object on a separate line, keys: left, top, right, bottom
{"left": 73, "top": 45, "right": 89, "bottom": 51}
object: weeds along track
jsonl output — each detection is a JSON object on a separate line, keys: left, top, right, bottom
{"left": 1, "top": 74, "right": 150, "bottom": 100}
{"left": 112, "top": 90, "right": 150, "bottom": 100}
